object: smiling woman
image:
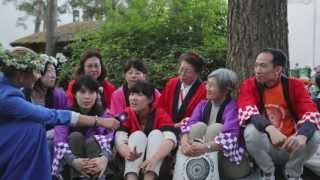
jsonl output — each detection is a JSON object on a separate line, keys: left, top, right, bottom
{"left": 21, "top": 54, "right": 69, "bottom": 166}
{"left": 66, "top": 49, "right": 116, "bottom": 110}
{"left": 174, "top": 68, "right": 250, "bottom": 180}
{"left": 157, "top": 51, "right": 207, "bottom": 125}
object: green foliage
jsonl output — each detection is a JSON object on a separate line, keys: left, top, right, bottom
{"left": 68, "top": 0, "right": 111, "bottom": 20}
{"left": 60, "top": 0, "right": 227, "bottom": 89}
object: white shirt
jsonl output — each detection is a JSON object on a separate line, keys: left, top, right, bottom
{"left": 178, "top": 82, "right": 193, "bottom": 109}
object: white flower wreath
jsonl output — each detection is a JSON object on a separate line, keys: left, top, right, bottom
{"left": 39, "top": 53, "right": 68, "bottom": 67}
{"left": 0, "top": 46, "right": 44, "bottom": 72}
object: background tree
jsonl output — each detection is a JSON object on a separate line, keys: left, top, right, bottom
{"left": 227, "top": 0, "right": 289, "bottom": 80}
{"left": 59, "top": 0, "right": 228, "bottom": 89}
{"left": 45, "top": 0, "right": 57, "bottom": 55}
{"left": 2, "top": 0, "right": 70, "bottom": 32}
{"left": 68, "top": 0, "right": 109, "bottom": 20}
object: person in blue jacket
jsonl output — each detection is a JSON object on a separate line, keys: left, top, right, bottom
{"left": 0, "top": 47, "right": 120, "bottom": 180}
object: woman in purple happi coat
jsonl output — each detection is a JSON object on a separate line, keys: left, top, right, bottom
{"left": 173, "top": 68, "right": 250, "bottom": 179}
{"left": 22, "top": 55, "right": 68, "bottom": 164}
{"left": 53, "top": 75, "right": 115, "bottom": 179}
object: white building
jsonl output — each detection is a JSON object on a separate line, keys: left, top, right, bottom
{"left": 288, "top": 0, "right": 320, "bottom": 68}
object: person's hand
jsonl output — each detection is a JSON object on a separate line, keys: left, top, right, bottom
{"left": 175, "top": 117, "right": 189, "bottom": 128}
{"left": 281, "top": 135, "right": 307, "bottom": 155}
{"left": 71, "top": 158, "right": 90, "bottom": 177}
{"left": 119, "top": 145, "right": 142, "bottom": 161}
{"left": 180, "top": 135, "right": 192, "bottom": 155}
{"left": 188, "top": 142, "right": 208, "bottom": 157}
{"left": 86, "top": 156, "right": 108, "bottom": 177}
{"left": 265, "top": 125, "right": 287, "bottom": 147}
{"left": 127, "top": 146, "right": 143, "bottom": 161}
{"left": 98, "top": 118, "right": 120, "bottom": 130}
{"left": 174, "top": 122, "right": 182, "bottom": 128}
{"left": 140, "top": 158, "right": 157, "bottom": 174}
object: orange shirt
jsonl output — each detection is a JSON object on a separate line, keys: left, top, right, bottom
{"left": 263, "top": 81, "right": 295, "bottom": 136}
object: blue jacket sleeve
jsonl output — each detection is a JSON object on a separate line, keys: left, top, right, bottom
{"left": 0, "top": 95, "right": 72, "bottom": 125}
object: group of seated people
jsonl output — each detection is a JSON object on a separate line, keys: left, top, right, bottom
{"left": 0, "top": 47, "right": 320, "bottom": 180}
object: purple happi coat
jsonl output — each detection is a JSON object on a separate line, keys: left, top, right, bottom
{"left": 52, "top": 111, "right": 114, "bottom": 177}
{"left": 180, "top": 99, "right": 245, "bottom": 164}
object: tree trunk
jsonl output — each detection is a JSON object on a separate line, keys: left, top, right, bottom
{"left": 46, "top": 0, "right": 57, "bottom": 56}
{"left": 227, "top": 0, "right": 289, "bottom": 80}
{"left": 34, "top": 0, "right": 44, "bottom": 33}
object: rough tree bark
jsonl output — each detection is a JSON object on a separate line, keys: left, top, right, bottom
{"left": 227, "top": 0, "right": 289, "bottom": 80}
{"left": 34, "top": 0, "right": 44, "bottom": 33}
{"left": 46, "top": 0, "right": 57, "bottom": 56}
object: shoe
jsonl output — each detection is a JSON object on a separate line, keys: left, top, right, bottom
{"left": 285, "top": 176, "right": 302, "bottom": 180}
{"left": 261, "top": 172, "right": 275, "bottom": 180}
{"left": 72, "top": 176, "right": 90, "bottom": 180}
{"left": 283, "top": 170, "right": 302, "bottom": 180}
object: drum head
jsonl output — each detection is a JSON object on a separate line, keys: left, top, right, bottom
{"left": 182, "top": 154, "right": 216, "bottom": 180}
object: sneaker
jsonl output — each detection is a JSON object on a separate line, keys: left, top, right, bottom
{"left": 283, "top": 170, "right": 302, "bottom": 180}
{"left": 261, "top": 172, "right": 275, "bottom": 180}
{"left": 286, "top": 176, "right": 302, "bottom": 180}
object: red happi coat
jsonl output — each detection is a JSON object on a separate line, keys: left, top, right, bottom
{"left": 119, "top": 107, "right": 175, "bottom": 135}
{"left": 237, "top": 76, "right": 320, "bottom": 130}
{"left": 157, "top": 76, "right": 207, "bottom": 123}
{"left": 66, "top": 79, "right": 116, "bottom": 109}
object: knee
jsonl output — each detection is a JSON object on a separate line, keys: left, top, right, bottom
{"left": 148, "top": 129, "right": 162, "bottom": 138}
{"left": 129, "top": 130, "right": 147, "bottom": 141}
{"left": 190, "top": 122, "right": 208, "bottom": 138}
{"left": 85, "top": 137, "right": 99, "bottom": 147}
{"left": 190, "top": 122, "right": 207, "bottom": 131}
{"left": 307, "top": 131, "right": 320, "bottom": 150}
{"left": 206, "top": 123, "right": 223, "bottom": 136}
{"left": 244, "top": 124, "right": 260, "bottom": 142}
{"left": 68, "top": 131, "right": 84, "bottom": 142}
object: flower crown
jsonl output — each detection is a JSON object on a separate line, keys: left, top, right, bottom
{"left": 39, "top": 53, "right": 68, "bottom": 67}
{"left": 0, "top": 45, "right": 68, "bottom": 73}
{"left": 0, "top": 46, "right": 44, "bottom": 72}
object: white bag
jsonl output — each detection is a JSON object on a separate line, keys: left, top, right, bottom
{"left": 173, "top": 150, "right": 220, "bottom": 180}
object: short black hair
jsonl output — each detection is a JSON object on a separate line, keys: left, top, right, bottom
{"left": 129, "top": 80, "right": 155, "bottom": 102}
{"left": 124, "top": 59, "right": 147, "bottom": 74}
{"left": 258, "top": 48, "right": 287, "bottom": 67}
{"left": 72, "top": 75, "right": 104, "bottom": 116}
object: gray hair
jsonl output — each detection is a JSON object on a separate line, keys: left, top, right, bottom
{"left": 208, "top": 68, "right": 238, "bottom": 94}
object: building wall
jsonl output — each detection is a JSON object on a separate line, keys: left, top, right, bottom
{"left": 288, "top": 0, "right": 320, "bottom": 68}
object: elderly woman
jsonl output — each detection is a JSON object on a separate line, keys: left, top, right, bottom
{"left": 0, "top": 47, "right": 119, "bottom": 180}
{"left": 110, "top": 59, "right": 160, "bottom": 116}
{"left": 173, "top": 68, "right": 250, "bottom": 180}
{"left": 157, "top": 52, "right": 206, "bottom": 126}
{"left": 115, "top": 81, "right": 177, "bottom": 180}
{"left": 67, "top": 49, "right": 116, "bottom": 110}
